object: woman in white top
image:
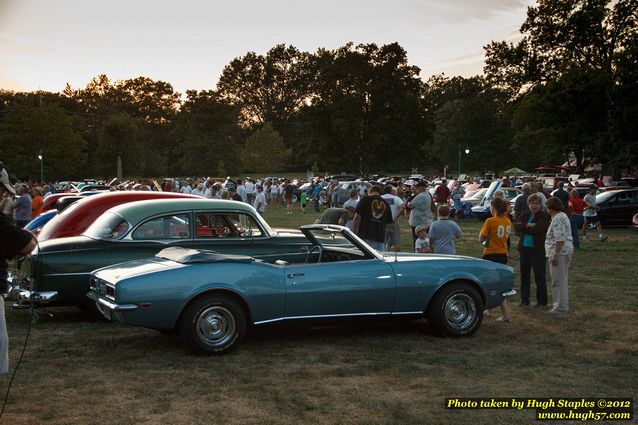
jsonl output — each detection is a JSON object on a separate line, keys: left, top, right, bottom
{"left": 545, "top": 196, "right": 574, "bottom": 314}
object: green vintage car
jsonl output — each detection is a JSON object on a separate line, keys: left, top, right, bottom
{"left": 10, "top": 199, "right": 309, "bottom": 314}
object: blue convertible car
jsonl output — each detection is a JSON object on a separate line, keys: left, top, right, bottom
{"left": 88, "top": 225, "right": 516, "bottom": 355}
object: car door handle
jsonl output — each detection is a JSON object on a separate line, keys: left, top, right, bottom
{"left": 287, "top": 273, "right": 304, "bottom": 278}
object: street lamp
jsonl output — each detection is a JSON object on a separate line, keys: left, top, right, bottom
{"left": 458, "top": 146, "right": 470, "bottom": 176}
{"left": 37, "top": 151, "right": 44, "bottom": 183}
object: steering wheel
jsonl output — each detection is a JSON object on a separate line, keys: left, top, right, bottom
{"left": 305, "top": 245, "right": 323, "bottom": 264}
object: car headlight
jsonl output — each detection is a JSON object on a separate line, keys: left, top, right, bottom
{"left": 89, "top": 277, "right": 115, "bottom": 299}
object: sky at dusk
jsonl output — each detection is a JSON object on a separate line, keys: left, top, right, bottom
{"left": 0, "top": 0, "right": 534, "bottom": 94}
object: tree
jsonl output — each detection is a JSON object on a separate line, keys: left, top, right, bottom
{"left": 483, "top": 0, "right": 638, "bottom": 175}
{"left": 295, "top": 42, "right": 428, "bottom": 174}
{"left": 95, "top": 113, "right": 143, "bottom": 178}
{"left": 171, "top": 90, "right": 245, "bottom": 176}
{"left": 217, "top": 45, "right": 316, "bottom": 128}
{"left": 0, "top": 103, "right": 86, "bottom": 180}
{"left": 242, "top": 123, "right": 291, "bottom": 173}
{"left": 65, "top": 75, "right": 182, "bottom": 176}
{"left": 484, "top": 0, "right": 638, "bottom": 96}
{"left": 509, "top": 68, "right": 612, "bottom": 173}
{"left": 433, "top": 94, "right": 513, "bottom": 175}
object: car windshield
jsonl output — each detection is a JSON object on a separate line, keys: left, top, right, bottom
{"left": 84, "top": 212, "right": 130, "bottom": 240}
{"left": 339, "top": 182, "right": 353, "bottom": 190}
{"left": 305, "top": 227, "right": 381, "bottom": 259}
{"left": 308, "top": 228, "right": 359, "bottom": 249}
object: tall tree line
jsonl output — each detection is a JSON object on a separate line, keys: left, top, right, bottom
{"left": 0, "top": 0, "right": 636, "bottom": 180}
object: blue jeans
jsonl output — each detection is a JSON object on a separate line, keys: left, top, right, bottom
{"left": 570, "top": 214, "right": 583, "bottom": 249}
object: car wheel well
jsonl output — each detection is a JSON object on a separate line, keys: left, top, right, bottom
{"left": 179, "top": 289, "right": 252, "bottom": 330}
{"left": 425, "top": 279, "right": 485, "bottom": 315}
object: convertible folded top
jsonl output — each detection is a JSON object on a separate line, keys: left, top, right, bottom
{"left": 156, "top": 247, "right": 255, "bottom": 264}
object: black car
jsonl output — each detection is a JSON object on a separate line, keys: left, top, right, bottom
{"left": 596, "top": 188, "right": 638, "bottom": 227}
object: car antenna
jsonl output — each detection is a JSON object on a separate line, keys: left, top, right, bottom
{"left": 394, "top": 249, "right": 398, "bottom": 262}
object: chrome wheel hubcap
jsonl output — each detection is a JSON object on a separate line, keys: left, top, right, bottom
{"left": 196, "top": 306, "right": 236, "bottom": 347}
{"left": 444, "top": 293, "right": 476, "bottom": 330}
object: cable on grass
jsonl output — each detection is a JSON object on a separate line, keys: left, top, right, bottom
{"left": 0, "top": 238, "right": 41, "bottom": 419}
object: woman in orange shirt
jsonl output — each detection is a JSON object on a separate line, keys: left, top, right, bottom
{"left": 31, "top": 187, "right": 44, "bottom": 218}
{"left": 479, "top": 197, "right": 512, "bottom": 322}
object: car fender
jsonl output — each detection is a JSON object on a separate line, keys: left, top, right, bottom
{"left": 179, "top": 283, "right": 255, "bottom": 326}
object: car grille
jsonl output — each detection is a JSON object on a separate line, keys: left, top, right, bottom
{"left": 89, "top": 277, "right": 115, "bottom": 299}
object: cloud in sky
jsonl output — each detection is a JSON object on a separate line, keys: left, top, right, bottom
{"left": 0, "top": 0, "right": 533, "bottom": 93}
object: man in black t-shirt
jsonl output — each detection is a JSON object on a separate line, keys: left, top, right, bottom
{"left": 352, "top": 185, "right": 392, "bottom": 251}
{"left": 0, "top": 214, "right": 36, "bottom": 373}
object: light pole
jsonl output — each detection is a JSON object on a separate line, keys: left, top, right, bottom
{"left": 458, "top": 146, "right": 470, "bottom": 176}
{"left": 38, "top": 151, "right": 44, "bottom": 183}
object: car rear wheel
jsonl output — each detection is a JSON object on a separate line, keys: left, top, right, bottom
{"left": 180, "top": 294, "right": 246, "bottom": 355}
{"left": 428, "top": 283, "right": 483, "bottom": 336}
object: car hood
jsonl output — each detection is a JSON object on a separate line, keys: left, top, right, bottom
{"left": 94, "top": 257, "right": 181, "bottom": 284}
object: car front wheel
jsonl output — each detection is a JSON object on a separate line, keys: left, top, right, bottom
{"left": 428, "top": 283, "right": 483, "bottom": 336}
{"left": 180, "top": 294, "right": 247, "bottom": 355}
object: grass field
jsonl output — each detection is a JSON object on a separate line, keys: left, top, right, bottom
{"left": 2, "top": 203, "right": 637, "bottom": 424}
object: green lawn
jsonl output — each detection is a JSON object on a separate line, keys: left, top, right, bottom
{"left": 2, "top": 204, "right": 637, "bottom": 424}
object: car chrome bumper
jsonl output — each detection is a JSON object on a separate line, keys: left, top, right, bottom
{"left": 3, "top": 272, "right": 58, "bottom": 309}
{"left": 4, "top": 289, "right": 59, "bottom": 309}
{"left": 501, "top": 289, "right": 517, "bottom": 297}
{"left": 86, "top": 291, "right": 137, "bottom": 311}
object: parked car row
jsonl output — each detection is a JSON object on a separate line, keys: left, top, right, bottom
{"left": 506, "top": 187, "right": 638, "bottom": 227}
{"left": 7, "top": 191, "right": 516, "bottom": 355}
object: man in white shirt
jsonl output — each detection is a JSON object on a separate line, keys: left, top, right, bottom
{"left": 245, "top": 178, "right": 255, "bottom": 204}
{"left": 236, "top": 179, "right": 247, "bottom": 203}
{"left": 253, "top": 185, "right": 266, "bottom": 216}
{"left": 381, "top": 185, "right": 405, "bottom": 251}
{"left": 191, "top": 183, "right": 205, "bottom": 197}
{"left": 204, "top": 180, "right": 213, "bottom": 198}
{"left": 342, "top": 190, "right": 359, "bottom": 210}
{"left": 180, "top": 181, "right": 192, "bottom": 194}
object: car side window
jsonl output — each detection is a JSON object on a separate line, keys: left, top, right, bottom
{"left": 132, "top": 214, "right": 190, "bottom": 240}
{"left": 194, "top": 213, "right": 264, "bottom": 238}
{"left": 195, "top": 213, "right": 236, "bottom": 238}
{"left": 228, "top": 213, "right": 264, "bottom": 238}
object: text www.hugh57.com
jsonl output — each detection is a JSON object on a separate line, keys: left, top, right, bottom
{"left": 537, "top": 410, "right": 632, "bottom": 421}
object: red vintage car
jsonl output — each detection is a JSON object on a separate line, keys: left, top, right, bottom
{"left": 42, "top": 192, "right": 76, "bottom": 212}
{"left": 37, "top": 191, "right": 200, "bottom": 241}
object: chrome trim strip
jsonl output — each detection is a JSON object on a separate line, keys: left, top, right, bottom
{"left": 501, "top": 289, "right": 517, "bottom": 297}
{"left": 391, "top": 311, "right": 423, "bottom": 315}
{"left": 43, "top": 272, "right": 90, "bottom": 277}
{"left": 254, "top": 311, "right": 425, "bottom": 325}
